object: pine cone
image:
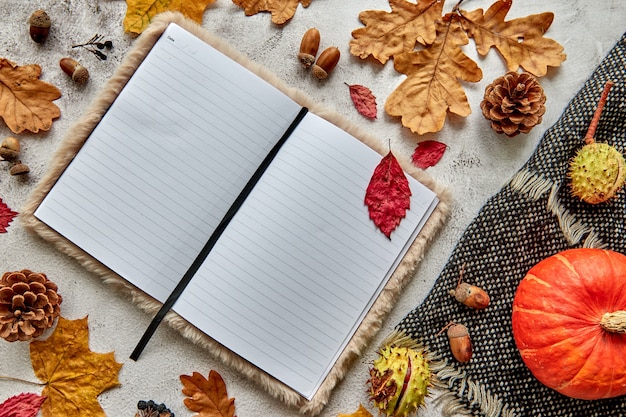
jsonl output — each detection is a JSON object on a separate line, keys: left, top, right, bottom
{"left": 0, "top": 270, "right": 62, "bottom": 342}
{"left": 480, "top": 71, "right": 546, "bottom": 137}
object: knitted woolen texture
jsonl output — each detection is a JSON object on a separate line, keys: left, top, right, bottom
{"left": 396, "top": 33, "right": 626, "bottom": 417}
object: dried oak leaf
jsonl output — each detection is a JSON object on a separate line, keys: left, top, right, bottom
{"left": 232, "top": 0, "right": 312, "bottom": 25}
{"left": 412, "top": 140, "right": 447, "bottom": 169}
{"left": 365, "top": 151, "right": 411, "bottom": 239}
{"left": 30, "top": 316, "right": 122, "bottom": 417}
{"left": 347, "top": 83, "right": 377, "bottom": 119}
{"left": 0, "top": 198, "right": 18, "bottom": 233}
{"left": 350, "top": 0, "right": 443, "bottom": 65}
{"left": 338, "top": 404, "right": 374, "bottom": 417}
{"left": 124, "top": 0, "right": 216, "bottom": 34}
{"left": 0, "top": 393, "right": 46, "bottom": 417}
{"left": 181, "top": 370, "right": 236, "bottom": 417}
{"left": 385, "top": 15, "right": 482, "bottom": 135}
{"left": 458, "top": 0, "right": 566, "bottom": 77}
{"left": 0, "top": 59, "right": 61, "bottom": 134}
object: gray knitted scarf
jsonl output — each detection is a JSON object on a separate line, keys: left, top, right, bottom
{"left": 395, "top": 33, "right": 626, "bottom": 417}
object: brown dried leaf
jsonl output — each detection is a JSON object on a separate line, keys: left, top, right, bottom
{"left": 458, "top": 0, "right": 566, "bottom": 76}
{"left": 181, "top": 370, "right": 236, "bottom": 417}
{"left": 124, "top": 0, "right": 216, "bottom": 34}
{"left": 385, "top": 15, "right": 482, "bottom": 135}
{"left": 350, "top": 0, "right": 443, "bottom": 64}
{"left": 232, "top": 0, "right": 312, "bottom": 25}
{"left": 0, "top": 59, "right": 61, "bottom": 134}
{"left": 29, "top": 316, "right": 122, "bottom": 417}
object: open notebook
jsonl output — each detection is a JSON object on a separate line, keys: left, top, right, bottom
{"left": 22, "top": 13, "right": 448, "bottom": 414}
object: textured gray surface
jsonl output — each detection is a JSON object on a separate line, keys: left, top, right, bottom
{"left": 0, "top": 1, "right": 624, "bottom": 416}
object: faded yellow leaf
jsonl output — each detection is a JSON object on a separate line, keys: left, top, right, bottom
{"left": 385, "top": 15, "right": 482, "bottom": 135}
{"left": 232, "top": 0, "right": 312, "bottom": 25}
{"left": 458, "top": 0, "right": 566, "bottom": 76}
{"left": 124, "top": 0, "right": 216, "bottom": 34}
{"left": 30, "top": 316, "right": 122, "bottom": 417}
{"left": 350, "top": 0, "right": 443, "bottom": 64}
{"left": 338, "top": 404, "right": 374, "bottom": 417}
{"left": 0, "top": 59, "right": 61, "bottom": 134}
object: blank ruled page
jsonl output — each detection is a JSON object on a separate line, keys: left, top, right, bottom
{"left": 174, "top": 112, "right": 438, "bottom": 399}
{"left": 34, "top": 23, "right": 302, "bottom": 302}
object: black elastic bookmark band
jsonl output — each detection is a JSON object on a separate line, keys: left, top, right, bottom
{"left": 130, "top": 106, "right": 309, "bottom": 360}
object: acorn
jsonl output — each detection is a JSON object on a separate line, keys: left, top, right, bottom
{"left": 447, "top": 323, "right": 472, "bottom": 363}
{"left": 60, "top": 58, "right": 89, "bottom": 83}
{"left": 312, "top": 46, "right": 340, "bottom": 80}
{"left": 298, "top": 28, "right": 320, "bottom": 68}
{"left": 28, "top": 10, "right": 51, "bottom": 43}
{"left": 449, "top": 264, "right": 490, "bottom": 309}
{"left": 0, "top": 137, "right": 21, "bottom": 161}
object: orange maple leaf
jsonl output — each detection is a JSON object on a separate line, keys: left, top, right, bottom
{"left": 181, "top": 370, "right": 236, "bottom": 417}
{"left": 457, "top": 0, "right": 566, "bottom": 76}
{"left": 350, "top": 0, "right": 443, "bottom": 64}
{"left": 385, "top": 15, "right": 483, "bottom": 135}
{"left": 232, "top": 0, "right": 312, "bottom": 25}
{"left": 124, "top": 0, "right": 216, "bottom": 34}
{"left": 29, "top": 316, "right": 122, "bottom": 417}
{"left": 0, "top": 59, "right": 61, "bottom": 134}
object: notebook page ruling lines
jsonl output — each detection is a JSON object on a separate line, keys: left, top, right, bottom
{"left": 175, "top": 113, "right": 438, "bottom": 399}
{"left": 34, "top": 23, "right": 303, "bottom": 303}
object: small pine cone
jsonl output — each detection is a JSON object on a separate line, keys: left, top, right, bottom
{"left": 480, "top": 71, "right": 546, "bottom": 137}
{"left": 0, "top": 270, "right": 62, "bottom": 342}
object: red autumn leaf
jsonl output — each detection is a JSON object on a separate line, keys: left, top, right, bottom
{"left": 412, "top": 140, "right": 447, "bottom": 169}
{"left": 0, "top": 393, "right": 46, "bottom": 417}
{"left": 347, "top": 83, "right": 377, "bottom": 119}
{"left": 0, "top": 197, "right": 18, "bottom": 233}
{"left": 365, "top": 151, "right": 411, "bottom": 238}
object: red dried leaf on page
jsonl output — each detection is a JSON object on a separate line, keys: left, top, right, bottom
{"left": 412, "top": 140, "right": 447, "bottom": 169}
{"left": 0, "top": 393, "right": 46, "bottom": 417}
{"left": 0, "top": 198, "right": 18, "bottom": 233}
{"left": 347, "top": 83, "right": 377, "bottom": 119}
{"left": 365, "top": 151, "right": 412, "bottom": 238}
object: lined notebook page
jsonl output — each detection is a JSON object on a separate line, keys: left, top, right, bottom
{"left": 34, "top": 23, "right": 303, "bottom": 302}
{"left": 173, "top": 112, "right": 438, "bottom": 399}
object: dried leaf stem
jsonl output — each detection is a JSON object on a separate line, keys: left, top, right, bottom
{"left": 0, "top": 375, "right": 44, "bottom": 386}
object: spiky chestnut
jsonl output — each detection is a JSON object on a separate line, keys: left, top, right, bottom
{"left": 368, "top": 345, "right": 430, "bottom": 417}
{"left": 568, "top": 80, "right": 625, "bottom": 204}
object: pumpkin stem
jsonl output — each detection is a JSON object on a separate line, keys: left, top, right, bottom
{"left": 600, "top": 311, "right": 626, "bottom": 334}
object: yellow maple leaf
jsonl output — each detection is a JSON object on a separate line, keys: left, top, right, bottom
{"left": 338, "top": 404, "right": 374, "bottom": 417}
{"left": 385, "top": 15, "right": 482, "bottom": 135}
{"left": 0, "top": 58, "right": 61, "bottom": 134}
{"left": 350, "top": 0, "right": 443, "bottom": 65}
{"left": 232, "top": 0, "right": 312, "bottom": 25}
{"left": 457, "top": 0, "right": 566, "bottom": 76}
{"left": 124, "top": 0, "right": 216, "bottom": 34}
{"left": 181, "top": 370, "right": 236, "bottom": 417}
{"left": 30, "top": 316, "right": 123, "bottom": 417}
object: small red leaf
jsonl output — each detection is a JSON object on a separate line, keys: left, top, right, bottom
{"left": 412, "top": 140, "right": 447, "bottom": 169}
{"left": 347, "top": 83, "right": 377, "bottom": 119}
{"left": 0, "top": 393, "right": 46, "bottom": 417}
{"left": 0, "top": 197, "right": 18, "bottom": 233}
{"left": 365, "top": 151, "right": 412, "bottom": 238}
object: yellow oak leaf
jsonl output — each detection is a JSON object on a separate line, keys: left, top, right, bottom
{"left": 457, "top": 0, "right": 566, "bottom": 76}
{"left": 181, "top": 370, "right": 236, "bottom": 417}
{"left": 232, "top": 0, "right": 312, "bottom": 25}
{"left": 124, "top": 0, "right": 216, "bottom": 34}
{"left": 350, "top": 0, "right": 443, "bottom": 64}
{"left": 385, "top": 15, "right": 482, "bottom": 135}
{"left": 30, "top": 316, "right": 122, "bottom": 417}
{"left": 338, "top": 404, "right": 374, "bottom": 417}
{"left": 0, "top": 59, "right": 61, "bottom": 134}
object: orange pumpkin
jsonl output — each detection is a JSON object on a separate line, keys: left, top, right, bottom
{"left": 512, "top": 248, "right": 626, "bottom": 400}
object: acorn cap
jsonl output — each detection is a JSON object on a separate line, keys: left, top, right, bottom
{"left": 29, "top": 10, "right": 51, "bottom": 28}
{"left": 9, "top": 162, "right": 30, "bottom": 176}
